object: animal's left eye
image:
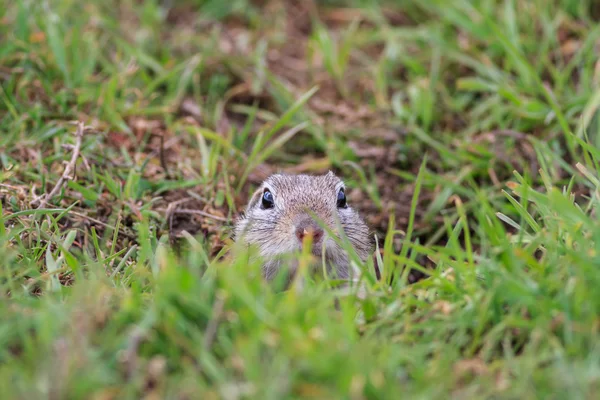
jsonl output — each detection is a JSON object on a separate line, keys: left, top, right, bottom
{"left": 336, "top": 188, "right": 347, "bottom": 208}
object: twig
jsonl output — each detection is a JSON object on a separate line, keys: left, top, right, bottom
{"left": 35, "top": 121, "right": 86, "bottom": 209}
{"left": 158, "top": 134, "right": 170, "bottom": 179}
{"left": 148, "top": 134, "right": 179, "bottom": 179}
{"left": 165, "top": 198, "right": 194, "bottom": 245}
{"left": 156, "top": 207, "right": 229, "bottom": 222}
{"left": 62, "top": 143, "right": 92, "bottom": 172}
{"left": 0, "top": 183, "right": 25, "bottom": 191}
{"left": 70, "top": 210, "right": 137, "bottom": 240}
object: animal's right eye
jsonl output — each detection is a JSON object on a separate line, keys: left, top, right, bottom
{"left": 261, "top": 189, "right": 274, "bottom": 209}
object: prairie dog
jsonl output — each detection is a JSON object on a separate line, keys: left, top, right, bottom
{"left": 234, "top": 171, "right": 373, "bottom": 280}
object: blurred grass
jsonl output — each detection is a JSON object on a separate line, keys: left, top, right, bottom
{"left": 1, "top": 0, "right": 600, "bottom": 398}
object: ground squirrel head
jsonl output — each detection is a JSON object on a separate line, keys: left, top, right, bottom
{"left": 234, "top": 171, "right": 373, "bottom": 280}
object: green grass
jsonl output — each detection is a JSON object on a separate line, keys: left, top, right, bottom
{"left": 1, "top": 0, "right": 600, "bottom": 398}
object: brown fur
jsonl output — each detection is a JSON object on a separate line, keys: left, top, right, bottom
{"left": 234, "top": 172, "right": 373, "bottom": 280}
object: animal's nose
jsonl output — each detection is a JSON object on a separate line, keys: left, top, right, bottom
{"left": 295, "top": 219, "right": 324, "bottom": 245}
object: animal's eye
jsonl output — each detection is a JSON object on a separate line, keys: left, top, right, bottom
{"left": 261, "top": 189, "right": 274, "bottom": 209}
{"left": 336, "top": 188, "right": 347, "bottom": 208}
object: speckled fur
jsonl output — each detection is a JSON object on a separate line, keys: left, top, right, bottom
{"left": 234, "top": 172, "right": 373, "bottom": 280}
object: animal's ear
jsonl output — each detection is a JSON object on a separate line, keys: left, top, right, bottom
{"left": 246, "top": 187, "right": 263, "bottom": 212}
{"left": 326, "top": 170, "right": 343, "bottom": 188}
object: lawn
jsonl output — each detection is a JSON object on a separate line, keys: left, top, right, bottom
{"left": 1, "top": 0, "right": 600, "bottom": 398}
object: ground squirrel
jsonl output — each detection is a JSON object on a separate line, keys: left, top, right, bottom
{"left": 234, "top": 171, "right": 373, "bottom": 280}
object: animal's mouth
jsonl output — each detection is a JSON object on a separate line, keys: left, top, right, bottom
{"left": 302, "top": 239, "right": 345, "bottom": 267}
{"left": 259, "top": 236, "right": 349, "bottom": 281}
{"left": 297, "top": 233, "right": 328, "bottom": 256}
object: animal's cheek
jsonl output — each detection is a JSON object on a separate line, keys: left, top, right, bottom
{"left": 323, "top": 241, "right": 350, "bottom": 269}
{"left": 323, "top": 237, "right": 343, "bottom": 255}
{"left": 335, "top": 210, "right": 351, "bottom": 224}
{"left": 323, "top": 236, "right": 336, "bottom": 248}
{"left": 243, "top": 232, "right": 261, "bottom": 246}
{"left": 273, "top": 220, "right": 294, "bottom": 237}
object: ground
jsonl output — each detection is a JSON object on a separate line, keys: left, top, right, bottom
{"left": 1, "top": 0, "right": 600, "bottom": 398}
